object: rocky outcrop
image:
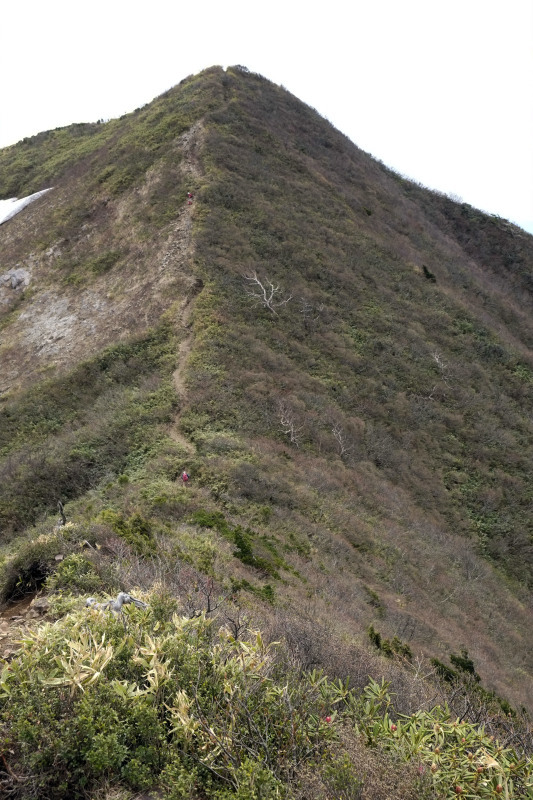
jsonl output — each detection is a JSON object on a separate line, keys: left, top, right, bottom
{"left": 0, "top": 268, "right": 30, "bottom": 290}
{"left": 0, "top": 267, "right": 31, "bottom": 307}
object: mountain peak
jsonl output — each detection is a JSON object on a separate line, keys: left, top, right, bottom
{"left": 1, "top": 68, "right": 533, "bottom": 753}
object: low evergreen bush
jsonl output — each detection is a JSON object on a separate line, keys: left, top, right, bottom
{"left": 0, "top": 595, "right": 349, "bottom": 799}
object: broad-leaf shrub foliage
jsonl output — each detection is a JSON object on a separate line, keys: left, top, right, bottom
{"left": 0, "top": 599, "right": 346, "bottom": 799}
{"left": 349, "top": 678, "right": 533, "bottom": 799}
{"left": 2, "top": 601, "right": 531, "bottom": 800}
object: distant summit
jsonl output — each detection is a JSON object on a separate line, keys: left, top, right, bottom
{"left": 0, "top": 65, "right": 532, "bottom": 724}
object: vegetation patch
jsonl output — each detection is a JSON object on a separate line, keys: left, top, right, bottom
{"left": 0, "top": 324, "right": 177, "bottom": 538}
{"left": 99, "top": 510, "right": 156, "bottom": 554}
{"left": 0, "top": 599, "right": 348, "bottom": 799}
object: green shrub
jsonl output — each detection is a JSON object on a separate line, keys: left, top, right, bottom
{"left": 189, "top": 508, "right": 232, "bottom": 536}
{"left": 233, "top": 525, "right": 254, "bottom": 562}
{"left": 364, "top": 586, "right": 385, "bottom": 617}
{"left": 450, "top": 649, "right": 481, "bottom": 682}
{"left": 100, "top": 510, "right": 155, "bottom": 554}
{"left": 0, "top": 598, "right": 346, "bottom": 799}
{"left": 422, "top": 265, "right": 437, "bottom": 282}
{"left": 232, "top": 527, "right": 280, "bottom": 577}
{"left": 349, "top": 678, "right": 533, "bottom": 799}
{"left": 261, "top": 584, "right": 275, "bottom": 603}
{"left": 0, "top": 523, "right": 97, "bottom": 602}
{"left": 45, "top": 553, "right": 104, "bottom": 594}
{"left": 87, "top": 250, "right": 122, "bottom": 275}
{"left": 368, "top": 626, "right": 412, "bottom": 660}
{"left": 368, "top": 624, "right": 382, "bottom": 650}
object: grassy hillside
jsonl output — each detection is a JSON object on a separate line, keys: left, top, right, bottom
{"left": 181, "top": 67, "right": 533, "bottom": 700}
{"left": 1, "top": 66, "right": 533, "bottom": 799}
{"left": 191, "top": 66, "right": 533, "bottom": 583}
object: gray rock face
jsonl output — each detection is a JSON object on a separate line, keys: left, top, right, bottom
{"left": 0, "top": 268, "right": 31, "bottom": 308}
{"left": 0, "top": 268, "right": 31, "bottom": 290}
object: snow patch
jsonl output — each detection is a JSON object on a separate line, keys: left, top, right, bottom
{"left": 0, "top": 188, "right": 52, "bottom": 225}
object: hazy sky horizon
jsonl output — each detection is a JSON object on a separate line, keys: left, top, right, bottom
{"left": 2, "top": 0, "right": 532, "bottom": 233}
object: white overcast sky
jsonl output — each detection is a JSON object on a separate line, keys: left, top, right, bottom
{"left": 1, "top": 0, "right": 532, "bottom": 233}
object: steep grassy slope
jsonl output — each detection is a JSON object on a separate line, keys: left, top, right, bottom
{"left": 180, "top": 68, "right": 533, "bottom": 701}
{"left": 0, "top": 69, "right": 227, "bottom": 396}
{"left": 1, "top": 66, "right": 533, "bottom": 798}
{"left": 191, "top": 67, "right": 533, "bottom": 580}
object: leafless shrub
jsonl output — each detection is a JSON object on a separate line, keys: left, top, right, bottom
{"left": 452, "top": 540, "right": 487, "bottom": 583}
{"left": 107, "top": 535, "right": 230, "bottom": 619}
{"left": 331, "top": 421, "right": 353, "bottom": 459}
{"left": 176, "top": 568, "right": 228, "bottom": 618}
{"left": 278, "top": 399, "right": 304, "bottom": 447}
{"left": 298, "top": 296, "right": 324, "bottom": 330}
{"left": 364, "top": 422, "right": 400, "bottom": 469}
{"left": 221, "top": 602, "right": 252, "bottom": 640}
{"left": 244, "top": 271, "right": 292, "bottom": 314}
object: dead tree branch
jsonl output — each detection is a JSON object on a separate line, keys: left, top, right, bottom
{"left": 331, "top": 422, "right": 352, "bottom": 459}
{"left": 244, "top": 272, "right": 292, "bottom": 315}
{"left": 278, "top": 400, "right": 303, "bottom": 448}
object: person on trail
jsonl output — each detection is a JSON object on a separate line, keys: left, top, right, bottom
{"left": 187, "top": 192, "right": 193, "bottom": 205}
{"left": 181, "top": 470, "right": 190, "bottom": 485}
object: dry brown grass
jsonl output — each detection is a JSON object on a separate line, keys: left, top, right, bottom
{"left": 294, "top": 726, "right": 430, "bottom": 800}
{"left": 0, "top": 123, "right": 204, "bottom": 397}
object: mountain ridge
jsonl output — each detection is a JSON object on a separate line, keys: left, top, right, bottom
{"left": 0, "top": 66, "right": 532, "bottom": 779}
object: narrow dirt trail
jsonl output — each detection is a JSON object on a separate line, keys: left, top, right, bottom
{"left": 168, "top": 290, "right": 199, "bottom": 455}
{"left": 164, "top": 122, "right": 205, "bottom": 455}
{"left": 0, "top": 592, "right": 48, "bottom": 659}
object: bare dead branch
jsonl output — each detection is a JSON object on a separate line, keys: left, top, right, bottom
{"left": 277, "top": 400, "right": 303, "bottom": 447}
{"left": 222, "top": 605, "right": 251, "bottom": 640}
{"left": 331, "top": 422, "right": 353, "bottom": 458}
{"left": 244, "top": 272, "right": 292, "bottom": 314}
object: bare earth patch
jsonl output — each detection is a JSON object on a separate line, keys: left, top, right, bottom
{"left": 0, "top": 123, "right": 205, "bottom": 398}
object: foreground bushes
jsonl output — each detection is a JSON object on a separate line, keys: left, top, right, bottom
{"left": 0, "top": 522, "right": 116, "bottom": 604}
{"left": 1, "top": 594, "right": 531, "bottom": 799}
{"left": 0, "top": 599, "right": 351, "bottom": 799}
{"left": 350, "top": 678, "right": 533, "bottom": 799}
